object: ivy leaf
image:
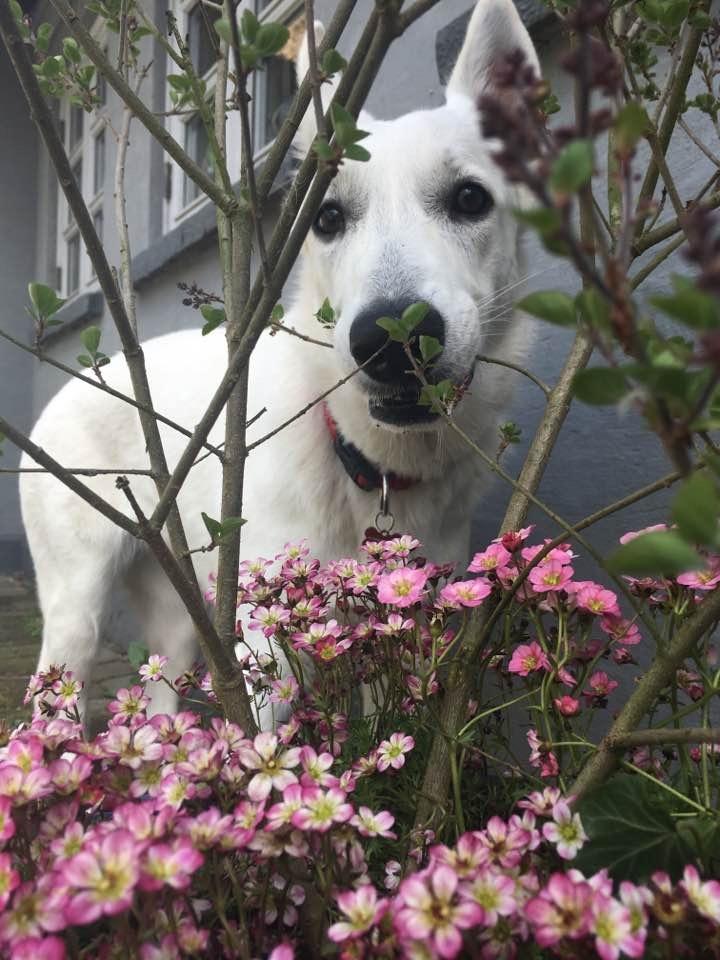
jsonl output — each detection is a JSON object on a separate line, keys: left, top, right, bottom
{"left": 672, "top": 472, "right": 720, "bottom": 547}
{"left": 80, "top": 325, "right": 101, "bottom": 355}
{"left": 255, "top": 22, "right": 289, "bottom": 58}
{"left": 606, "top": 530, "right": 704, "bottom": 576}
{"left": 28, "top": 282, "right": 64, "bottom": 320}
{"left": 550, "top": 140, "right": 594, "bottom": 193}
{"left": 200, "top": 305, "right": 226, "bottom": 336}
{"left": 574, "top": 773, "right": 695, "bottom": 881}
{"left": 419, "top": 335, "right": 442, "bottom": 364}
{"left": 344, "top": 143, "right": 371, "bottom": 162}
{"left": 321, "top": 48, "right": 347, "bottom": 75}
{"left": 614, "top": 102, "right": 649, "bottom": 153}
{"left": 573, "top": 367, "right": 629, "bottom": 405}
{"left": 517, "top": 291, "right": 576, "bottom": 326}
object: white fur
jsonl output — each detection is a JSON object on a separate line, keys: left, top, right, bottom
{"left": 20, "top": 0, "right": 537, "bottom": 722}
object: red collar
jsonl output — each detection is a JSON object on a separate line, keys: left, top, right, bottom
{"left": 322, "top": 403, "right": 418, "bottom": 493}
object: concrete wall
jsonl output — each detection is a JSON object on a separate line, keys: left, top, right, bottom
{"left": 0, "top": 50, "right": 38, "bottom": 572}
{"left": 3, "top": 0, "right": 717, "bottom": 588}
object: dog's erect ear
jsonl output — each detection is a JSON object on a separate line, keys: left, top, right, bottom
{"left": 446, "top": 0, "right": 540, "bottom": 103}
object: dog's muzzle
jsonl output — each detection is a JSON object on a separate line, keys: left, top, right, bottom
{"left": 349, "top": 297, "right": 446, "bottom": 426}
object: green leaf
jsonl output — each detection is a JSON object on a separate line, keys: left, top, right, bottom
{"left": 419, "top": 335, "right": 442, "bottom": 364}
{"left": 29, "top": 282, "right": 64, "bottom": 319}
{"left": 214, "top": 17, "right": 232, "bottom": 45}
{"left": 167, "top": 74, "right": 192, "bottom": 91}
{"left": 672, "top": 472, "right": 720, "bottom": 546}
{"left": 315, "top": 298, "right": 336, "bottom": 328}
{"left": 255, "top": 22, "right": 288, "bottom": 57}
{"left": 343, "top": 143, "right": 371, "bottom": 162}
{"left": 312, "top": 137, "right": 334, "bottom": 161}
{"left": 550, "top": 139, "right": 594, "bottom": 193}
{"left": 239, "top": 44, "right": 258, "bottom": 71}
{"left": 77, "top": 355, "right": 94, "bottom": 368}
{"left": 574, "top": 773, "right": 695, "bottom": 882}
{"left": 240, "top": 8, "right": 259, "bottom": 43}
{"left": 200, "top": 305, "right": 226, "bottom": 336}
{"left": 606, "top": 530, "right": 704, "bottom": 576}
{"left": 419, "top": 380, "right": 454, "bottom": 411}
{"left": 321, "top": 48, "right": 347, "bottom": 75}
{"left": 62, "top": 37, "right": 81, "bottom": 63}
{"left": 576, "top": 287, "right": 610, "bottom": 330}
{"left": 614, "top": 102, "right": 649, "bottom": 153}
{"left": 201, "top": 512, "right": 223, "bottom": 542}
{"left": 517, "top": 290, "right": 576, "bottom": 326}
{"left": 36, "top": 22, "right": 54, "bottom": 53}
{"left": 128, "top": 640, "right": 149, "bottom": 670}
{"left": 330, "top": 103, "right": 369, "bottom": 147}
{"left": 218, "top": 516, "right": 246, "bottom": 540}
{"left": 651, "top": 279, "right": 720, "bottom": 330}
{"left": 80, "top": 325, "right": 101, "bottom": 355}
{"left": 573, "top": 367, "right": 628, "bottom": 404}
{"left": 271, "top": 303, "right": 284, "bottom": 322}
{"left": 376, "top": 302, "right": 429, "bottom": 343}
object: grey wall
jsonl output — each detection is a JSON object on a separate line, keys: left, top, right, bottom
{"left": 4, "top": 0, "right": 717, "bottom": 586}
{"left": 0, "top": 50, "right": 38, "bottom": 572}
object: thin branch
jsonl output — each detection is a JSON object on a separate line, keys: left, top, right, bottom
{"left": 270, "top": 322, "right": 332, "bottom": 348}
{"left": 679, "top": 116, "right": 720, "bottom": 168}
{"left": 631, "top": 233, "right": 686, "bottom": 290}
{"left": 46, "top": 0, "right": 237, "bottom": 215}
{"left": 0, "top": 326, "right": 224, "bottom": 461}
{"left": 0, "top": 417, "right": 139, "bottom": 537}
{"left": 608, "top": 727, "right": 720, "bottom": 748}
{"left": 632, "top": 189, "right": 720, "bottom": 257}
{"left": 398, "top": 0, "right": 444, "bottom": 31}
{"left": 476, "top": 353, "right": 551, "bottom": 398}
{"left": 0, "top": 467, "right": 155, "bottom": 476}
{"left": 304, "top": 0, "right": 326, "bottom": 141}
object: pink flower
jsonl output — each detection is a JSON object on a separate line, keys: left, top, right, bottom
{"left": 554, "top": 695, "right": 581, "bottom": 716}
{"left": 508, "top": 642, "right": 550, "bottom": 677}
{"left": 528, "top": 560, "right": 574, "bottom": 593}
{"left": 526, "top": 873, "right": 593, "bottom": 945}
{"left": 11, "top": 937, "right": 66, "bottom": 960}
{"left": 0, "top": 764, "right": 51, "bottom": 805}
{"left": 351, "top": 806, "right": 396, "bottom": 839}
{"left": 103, "top": 724, "right": 163, "bottom": 769}
{"left": 527, "top": 730, "right": 559, "bottom": 779}
{"left": 268, "top": 945, "right": 294, "bottom": 960}
{"left": 0, "top": 797, "right": 15, "bottom": 845}
{"left": 396, "top": 865, "right": 483, "bottom": 958}
{"left": 572, "top": 583, "right": 620, "bottom": 617}
{"left": 460, "top": 867, "right": 516, "bottom": 926}
{"left": 328, "top": 885, "right": 389, "bottom": 942}
{"left": 477, "top": 816, "right": 531, "bottom": 869}
{"left": 269, "top": 676, "right": 299, "bottom": 705}
{"left": 377, "top": 567, "right": 428, "bottom": 607}
{"left": 682, "top": 864, "right": 720, "bottom": 922}
{"left": 542, "top": 801, "right": 588, "bottom": 860}
{"left": 677, "top": 560, "right": 720, "bottom": 591}
{"left": 291, "top": 787, "right": 353, "bottom": 832}
{"left": 517, "top": 787, "right": 562, "bottom": 817}
{"left": 298, "top": 746, "right": 334, "bottom": 787}
{"left": 107, "top": 685, "right": 149, "bottom": 722}
{"left": 377, "top": 733, "right": 415, "bottom": 772}
{"left": 248, "top": 604, "right": 291, "bottom": 636}
{"left": 0, "top": 852, "right": 19, "bottom": 910}
{"left": 138, "top": 655, "right": 168, "bottom": 682}
{"left": 65, "top": 831, "right": 140, "bottom": 923}
{"left": 439, "top": 579, "right": 492, "bottom": 608}
{"left": 138, "top": 840, "right": 203, "bottom": 892}
{"left": 591, "top": 896, "right": 644, "bottom": 960}
{"left": 584, "top": 671, "right": 619, "bottom": 704}
{"left": 237, "top": 733, "right": 301, "bottom": 801}
{"left": 601, "top": 616, "right": 641, "bottom": 646}
{"left": 468, "top": 543, "right": 512, "bottom": 574}
{"left": 619, "top": 524, "right": 667, "bottom": 544}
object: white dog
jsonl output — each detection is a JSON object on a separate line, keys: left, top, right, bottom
{"left": 20, "top": 0, "right": 539, "bottom": 718}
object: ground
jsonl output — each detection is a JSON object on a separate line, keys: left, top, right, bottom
{"left": 0, "top": 575, "right": 135, "bottom": 728}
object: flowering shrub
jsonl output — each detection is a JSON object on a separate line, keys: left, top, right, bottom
{"left": 3, "top": 530, "right": 720, "bottom": 957}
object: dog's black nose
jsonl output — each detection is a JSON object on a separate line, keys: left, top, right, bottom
{"left": 349, "top": 298, "right": 445, "bottom": 384}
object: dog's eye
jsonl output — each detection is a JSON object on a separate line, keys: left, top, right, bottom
{"left": 313, "top": 202, "right": 345, "bottom": 238}
{"left": 451, "top": 181, "right": 493, "bottom": 219}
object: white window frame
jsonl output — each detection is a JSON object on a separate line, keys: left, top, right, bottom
{"left": 163, "top": 0, "right": 302, "bottom": 231}
{"left": 55, "top": 22, "right": 108, "bottom": 300}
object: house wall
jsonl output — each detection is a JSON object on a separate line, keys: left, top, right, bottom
{"left": 3, "top": 0, "right": 717, "bottom": 593}
{"left": 0, "top": 49, "right": 38, "bottom": 573}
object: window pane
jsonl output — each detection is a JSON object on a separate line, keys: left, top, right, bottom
{"left": 183, "top": 113, "right": 212, "bottom": 207}
{"left": 67, "top": 234, "right": 81, "bottom": 295}
{"left": 94, "top": 129, "right": 106, "bottom": 195}
{"left": 69, "top": 104, "right": 83, "bottom": 150}
{"left": 187, "top": 3, "right": 216, "bottom": 76}
{"left": 258, "top": 56, "right": 296, "bottom": 151}
{"left": 68, "top": 159, "right": 82, "bottom": 224}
